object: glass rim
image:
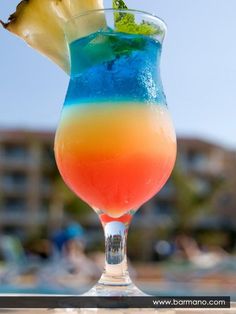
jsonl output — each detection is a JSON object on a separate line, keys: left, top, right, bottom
{"left": 65, "top": 8, "right": 167, "bottom": 32}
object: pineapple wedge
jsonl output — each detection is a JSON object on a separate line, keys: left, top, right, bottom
{"left": 0, "top": 0, "right": 105, "bottom": 73}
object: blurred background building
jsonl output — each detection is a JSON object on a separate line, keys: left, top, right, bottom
{"left": 0, "top": 130, "right": 236, "bottom": 296}
{"left": 2, "top": 0, "right": 236, "bottom": 301}
{"left": 1, "top": 129, "right": 236, "bottom": 257}
{"left": 0, "top": 130, "right": 55, "bottom": 238}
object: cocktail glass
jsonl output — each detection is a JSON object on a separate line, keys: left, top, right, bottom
{"left": 54, "top": 9, "right": 176, "bottom": 296}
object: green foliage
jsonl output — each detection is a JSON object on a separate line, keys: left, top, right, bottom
{"left": 171, "top": 166, "right": 224, "bottom": 230}
{"left": 197, "top": 230, "right": 230, "bottom": 247}
{"left": 53, "top": 177, "right": 91, "bottom": 219}
{"left": 113, "top": 0, "right": 128, "bottom": 10}
{"left": 113, "top": 0, "right": 162, "bottom": 36}
{"left": 64, "top": 195, "right": 91, "bottom": 220}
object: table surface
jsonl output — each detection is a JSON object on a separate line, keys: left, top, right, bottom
{"left": 0, "top": 305, "right": 235, "bottom": 314}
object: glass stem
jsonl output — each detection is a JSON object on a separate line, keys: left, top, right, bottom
{"left": 98, "top": 214, "right": 133, "bottom": 286}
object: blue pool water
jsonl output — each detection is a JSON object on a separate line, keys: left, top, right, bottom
{"left": 1, "top": 282, "right": 236, "bottom": 299}
{"left": 65, "top": 31, "right": 166, "bottom": 105}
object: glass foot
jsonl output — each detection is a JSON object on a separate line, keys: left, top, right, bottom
{"left": 84, "top": 281, "right": 147, "bottom": 296}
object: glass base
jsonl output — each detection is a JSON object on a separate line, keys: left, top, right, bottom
{"left": 84, "top": 281, "right": 147, "bottom": 296}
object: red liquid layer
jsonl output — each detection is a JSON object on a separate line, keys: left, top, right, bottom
{"left": 55, "top": 103, "right": 176, "bottom": 217}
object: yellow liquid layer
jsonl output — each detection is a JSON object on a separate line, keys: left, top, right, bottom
{"left": 55, "top": 103, "right": 176, "bottom": 217}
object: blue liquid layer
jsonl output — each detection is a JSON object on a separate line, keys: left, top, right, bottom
{"left": 65, "top": 31, "right": 166, "bottom": 106}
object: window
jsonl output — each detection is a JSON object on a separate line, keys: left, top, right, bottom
{"left": 186, "top": 149, "right": 207, "bottom": 171}
{"left": 3, "top": 143, "right": 28, "bottom": 160}
{"left": 3, "top": 197, "right": 27, "bottom": 212}
{"left": 154, "top": 201, "right": 173, "bottom": 215}
{"left": 41, "top": 199, "right": 50, "bottom": 213}
{"left": 2, "top": 171, "right": 27, "bottom": 188}
{"left": 2, "top": 226, "right": 25, "bottom": 238}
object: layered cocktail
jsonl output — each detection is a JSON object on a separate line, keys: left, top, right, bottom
{"left": 55, "top": 30, "right": 176, "bottom": 218}
{"left": 54, "top": 12, "right": 176, "bottom": 295}
{"left": 2, "top": 1, "right": 176, "bottom": 296}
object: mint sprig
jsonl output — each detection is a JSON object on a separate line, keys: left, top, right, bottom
{"left": 112, "top": 0, "right": 163, "bottom": 36}
{"left": 113, "top": 0, "right": 128, "bottom": 10}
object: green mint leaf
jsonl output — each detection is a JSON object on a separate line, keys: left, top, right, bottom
{"left": 112, "top": 0, "right": 162, "bottom": 36}
{"left": 113, "top": 0, "right": 128, "bottom": 10}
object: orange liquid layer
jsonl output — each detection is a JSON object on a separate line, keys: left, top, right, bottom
{"left": 55, "top": 103, "right": 176, "bottom": 217}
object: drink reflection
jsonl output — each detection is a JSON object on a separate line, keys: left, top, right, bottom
{"left": 104, "top": 221, "right": 126, "bottom": 265}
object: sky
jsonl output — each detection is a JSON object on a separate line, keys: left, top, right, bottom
{"left": 1, "top": 0, "right": 236, "bottom": 148}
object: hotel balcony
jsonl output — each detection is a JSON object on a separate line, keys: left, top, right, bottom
{"left": 0, "top": 209, "right": 48, "bottom": 226}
